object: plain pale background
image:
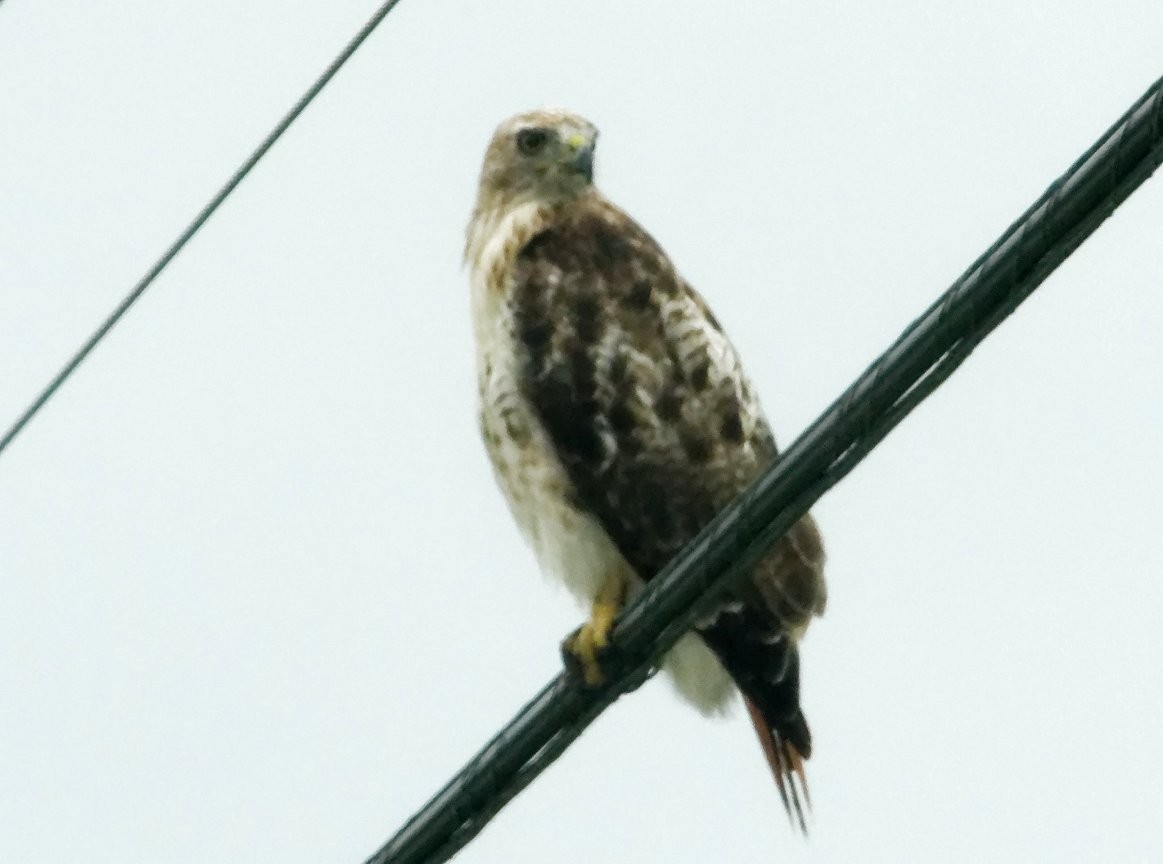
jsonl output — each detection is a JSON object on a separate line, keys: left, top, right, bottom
{"left": 2, "top": 2, "right": 1161, "bottom": 861}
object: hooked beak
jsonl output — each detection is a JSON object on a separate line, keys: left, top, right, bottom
{"left": 566, "top": 133, "right": 594, "bottom": 182}
{"left": 573, "top": 146, "right": 594, "bottom": 182}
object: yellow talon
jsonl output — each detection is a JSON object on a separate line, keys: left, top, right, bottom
{"left": 569, "top": 609, "right": 615, "bottom": 685}
{"left": 565, "top": 569, "right": 627, "bottom": 686}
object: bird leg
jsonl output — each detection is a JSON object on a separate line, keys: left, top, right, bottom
{"left": 563, "top": 568, "right": 628, "bottom": 686}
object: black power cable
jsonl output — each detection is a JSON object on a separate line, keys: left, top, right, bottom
{"left": 366, "top": 74, "right": 1163, "bottom": 864}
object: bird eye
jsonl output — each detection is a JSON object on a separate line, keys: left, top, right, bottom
{"left": 516, "top": 128, "right": 549, "bottom": 156}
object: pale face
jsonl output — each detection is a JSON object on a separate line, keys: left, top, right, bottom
{"left": 476, "top": 109, "right": 599, "bottom": 208}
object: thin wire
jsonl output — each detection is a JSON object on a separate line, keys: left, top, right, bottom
{"left": 0, "top": 0, "right": 407, "bottom": 458}
{"left": 365, "top": 73, "right": 1163, "bottom": 864}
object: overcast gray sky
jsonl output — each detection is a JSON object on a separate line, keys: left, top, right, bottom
{"left": 2, "top": 2, "right": 1162, "bottom": 862}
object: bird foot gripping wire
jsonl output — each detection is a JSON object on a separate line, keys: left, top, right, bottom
{"left": 561, "top": 569, "right": 628, "bottom": 686}
{"left": 561, "top": 601, "right": 618, "bottom": 686}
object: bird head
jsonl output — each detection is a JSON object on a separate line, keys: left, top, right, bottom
{"left": 473, "top": 108, "right": 599, "bottom": 213}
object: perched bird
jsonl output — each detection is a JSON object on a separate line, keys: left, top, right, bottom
{"left": 466, "top": 108, "right": 827, "bottom": 828}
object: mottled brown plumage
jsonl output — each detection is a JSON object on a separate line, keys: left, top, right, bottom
{"left": 467, "top": 108, "right": 826, "bottom": 830}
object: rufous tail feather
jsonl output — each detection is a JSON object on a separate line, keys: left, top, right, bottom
{"left": 744, "top": 696, "right": 811, "bottom": 834}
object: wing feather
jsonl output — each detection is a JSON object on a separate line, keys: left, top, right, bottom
{"left": 509, "top": 197, "right": 773, "bottom": 578}
{"left": 506, "top": 193, "right": 827, "bottom": 820}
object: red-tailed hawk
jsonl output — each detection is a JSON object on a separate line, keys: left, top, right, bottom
{"left": 466, "top": 108, "right": 827, "bottom": 829}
